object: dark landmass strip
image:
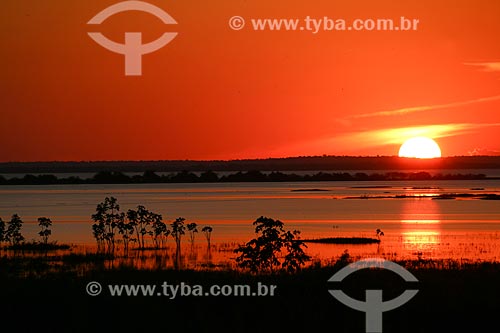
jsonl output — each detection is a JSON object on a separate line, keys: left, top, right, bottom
{"left": 0, "top": 170, "right": 494, "bottom": 185}
{"left": 344, "top": 193, "right": 500, "bottom": 200}
{"left": 302, "top": 237, "right": 380, "bottom": 244}
{"left": 1, "top": 155, "right": 500, "bottom": 173}
{"left": 431, "top": 193, "right": 500, "bottom": 200}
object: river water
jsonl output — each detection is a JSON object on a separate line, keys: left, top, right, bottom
{"left": 0, "top": 179, "right": 499, "bottom": 262}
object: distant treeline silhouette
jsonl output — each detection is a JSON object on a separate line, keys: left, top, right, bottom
{"left": 0, "top": 170, "right": 489, "bottom": 185}
{"left": 1, "top": 156, "right": 499, "bottom": 174}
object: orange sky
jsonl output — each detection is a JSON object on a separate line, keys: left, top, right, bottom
{"left": 1, "top": 0, "right": 499, "bottom": 161}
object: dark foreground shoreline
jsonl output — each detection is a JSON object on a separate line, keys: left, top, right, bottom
{"left": 2, "top": 257, "right": 499, "bottom": 333}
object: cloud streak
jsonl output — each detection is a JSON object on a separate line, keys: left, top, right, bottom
{"left": 265, "top": 123, "right": 500, "bottom": 157}
{"left": 350, "top": 95, "right": 500, "bottom": 119}
{"left": 464, "top": 62, "right": 500, "bottom": 72}
{"left": 336, "top": 123, "right": 500, "bottom": 147}
{"left": 350, "top": 123, "right": 500, "bottom": 146}
{"left": 318, "top": 123, "right": 500, "bottom": 152}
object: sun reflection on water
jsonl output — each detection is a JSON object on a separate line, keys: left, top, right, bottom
{"left": 400, "top": 199, "right": 442, "bottom": 255}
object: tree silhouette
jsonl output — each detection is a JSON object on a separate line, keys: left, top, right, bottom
{"left": 92, "top": 222, "right": 106, "bottom": 251}
{"left": 117, "top": 218, "right": 135, "bottom": 252}
{"left": 282, "top": 230, "right": 310, "bottom": 273}
{"left": 187, "top": 222, "right": 198, "bottom": 246}
{"left": 151, "top": 214, "right": 167, "bottom": 249}
{"left": 127, "top": 205, "right": 161, "bottom": 250}
{"left": 170, "top": 217, "right": 186, "bottom": 269}
{"left": 171, "top": 218, "right": 186, "bottom": 250}
{"left": 235, "top": 217, "right": 284, "bottom": 273}
{"left": 5, "top": 214, "right": 25, "bottom": 246}
{"left": 91, "top": 197, "right": 123, "bottom": 252}
{"left": 235, "top": 216, "right": 310, "bottom": 273}
{"left": 38, "top": 217, "right": 52, "bottom": 245}
{"left": 0, "top": 218, "right": 5, "bottom": 245}
{"left": 201, "top": 226, "right": 213, "bottom": 248}
{"left": 376, "top": 228, "right": 385, "bottom": 241}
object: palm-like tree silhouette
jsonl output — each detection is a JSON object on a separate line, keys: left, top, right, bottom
{"left": 202, "top": 226, "right": 213, "bottom": 248}
{"left": 187, "top": 222, "right": 198, "bottom": 246}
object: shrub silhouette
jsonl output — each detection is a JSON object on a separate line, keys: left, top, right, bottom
{"left": 235, "top": 216, "right": 310, "bottom": 273}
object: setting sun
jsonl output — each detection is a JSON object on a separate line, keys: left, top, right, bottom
{"left": 398, "top": 137, "right": 442, "bottom": 159}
